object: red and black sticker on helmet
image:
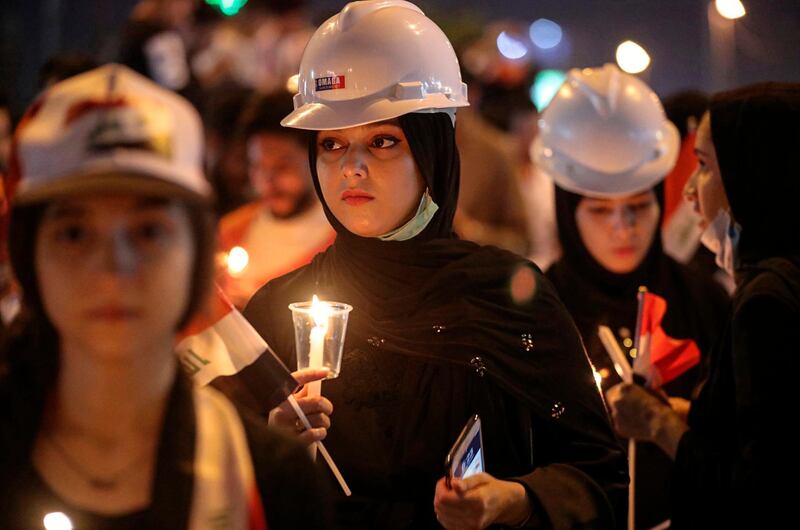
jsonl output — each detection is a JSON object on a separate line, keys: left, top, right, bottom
{"left": 315, "top": 75, "right": 345, "bottom": 92}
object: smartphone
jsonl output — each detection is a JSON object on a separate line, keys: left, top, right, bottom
{"left": 444, "top": 414, "right": 484, "bottom": 488}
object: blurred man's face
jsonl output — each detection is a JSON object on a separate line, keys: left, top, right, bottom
{"left": 247, "top": 132, "right": 314, "bottom": 218}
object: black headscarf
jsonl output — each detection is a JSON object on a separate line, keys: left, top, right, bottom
{"left": 546, "top": 184, "right": 728, "bottom": 395}
{"left": 549, "top": 185, "right": 665, "bottom": 301}
{"left": 709, "top": 82, "right": 800, "bottom": 266}
{"left": 245, "top": 114, "right": 626, "bottom": 520}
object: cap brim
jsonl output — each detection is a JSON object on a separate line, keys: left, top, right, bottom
{"left": 13, "top": 170, "right": 213, "bottom": 207}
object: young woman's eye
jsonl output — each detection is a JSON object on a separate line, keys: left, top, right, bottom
{"left": 133, "top": 221, "right": 172, "bottom": 244}
{"left": 320, "top": 138, "right": 343, "bottom": 151}
{"left": 370, "top": 135, "right": 399, "bottom": 149}
{"left": 55, "top": 224, "right": 89, "bottom": 244}
{"left": 588, "top": 207, "right": 612, "bottom": 215}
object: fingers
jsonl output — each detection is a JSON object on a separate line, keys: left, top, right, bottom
{"left": 292, "top": 368, "right": 331, "bottom": 387}
{"left": 434, "top": 476, "right": 492, "bottom": 530}
{"left": 297, "top": 427, "right": 328, "bottom": 445}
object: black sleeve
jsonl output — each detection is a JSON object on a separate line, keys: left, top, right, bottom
{"left": 241, "top": 410, "right": 333, "bottom": 530}
{"left": 500, "top": 273, "right": 629, "bottom": 530}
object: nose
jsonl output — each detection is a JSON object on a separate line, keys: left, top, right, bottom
{"left": 97, "top": 228, "right": 139, "bottom": 276}
{"left": 610, "top": 205, "right": 637, "bottom": 236}
{"left": 340, "top": 145, "right": 368, "bottom": 181}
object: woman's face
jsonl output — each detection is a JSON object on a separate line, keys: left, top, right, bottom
{"left": 315, "top": 119, "right": 425, "bottom": 237}
{"left": 685, "top": 112, "right": 731, "bottom": 230}
{"left": 35, "top": 193, "right": 195, "bottom": 359}
{"left": 574, "top": 190, "right": 661, "bottom": 274}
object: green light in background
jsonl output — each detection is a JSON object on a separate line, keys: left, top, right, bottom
{"left": 206, "top": 0, "right": 248, "bottom": 16}
{"left": 530, "top": 69, "right": 567, "bottom": 112}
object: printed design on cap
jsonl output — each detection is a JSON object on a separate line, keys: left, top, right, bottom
{"left": 315, "top": 75, "right": 346, "bottom": 92}
{"left": 64, "top": 97, "right": 173, "bottom": 159}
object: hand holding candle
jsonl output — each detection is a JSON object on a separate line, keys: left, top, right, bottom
{"left": 289, "top": 295, "right": 352, "bottom": 460}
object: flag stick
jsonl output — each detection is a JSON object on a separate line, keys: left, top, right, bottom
{"left": 287, "top": 394, "right": 352, "bottom": 497}
{"left": 627, "top": 286, "right": 649, "bottom": 530}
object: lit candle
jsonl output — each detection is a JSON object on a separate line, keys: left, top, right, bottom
{"left": 307, "top": 295, "right": 331, "bottom": 398}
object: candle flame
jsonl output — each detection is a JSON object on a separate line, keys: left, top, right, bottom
{"left": 310, "top": 295, "right": 332, "bottom": 329}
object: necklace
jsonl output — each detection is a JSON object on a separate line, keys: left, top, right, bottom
{"left": 44, "top": 434, "right": 149, "bottom": 490}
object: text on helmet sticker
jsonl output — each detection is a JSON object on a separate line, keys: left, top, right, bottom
{"left": 315, "top": 75, "right": 346, "bottom": 92}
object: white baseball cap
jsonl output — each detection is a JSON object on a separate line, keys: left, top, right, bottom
{"left": 10, "top": 63, "right": 212, "bottom": 205}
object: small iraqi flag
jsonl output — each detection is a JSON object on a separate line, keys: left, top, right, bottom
{"left": 176, "top": 285, "right": 298, "bottom": 411}
{"left": 633, "top": 290, "right": 701, "bottom": 388}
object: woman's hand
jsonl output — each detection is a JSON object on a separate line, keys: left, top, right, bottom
{"left": 605, "top": 382, "right": 689, "bottom": 459}
{"left": 433, "top": 473, "right": 531, "bottom": 530}
{"left": 268, "top": 368, "right": 333, "bottom": 446}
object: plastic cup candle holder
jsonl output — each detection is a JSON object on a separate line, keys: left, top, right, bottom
{"left": 288, "top": 296, "right": 352, "bottom": 379}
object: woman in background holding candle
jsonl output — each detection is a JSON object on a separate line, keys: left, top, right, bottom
{"left": 0, "top": 64, "right": 325, "bottom": 529}
{"left": 244, "top": 2, "right": 627, "bottom": 529}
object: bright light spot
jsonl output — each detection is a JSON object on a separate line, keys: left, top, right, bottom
{"left": 592, "top": 367, "right": 604, "bottom": 391}
{"left": 286, "top": 74, "right": 299, "bottom": 94}
{"left": 496, "top": 32, "right": 528, "bottom": 60}
{"left": 43, "top": 512, "right": 73, "bottom": 530}
{"left": 226, "top": 246, "right": 249, "bottom": 276}
{"left": 530, "top": 69, "right": 567, "bottom": 111}
{"left": 205, "top": 0, "right": 248, "bottom": 16}
{"left": 529, "top": 19, "right": 563, "bottom": 49}
{"left": 715, "top": 0, "right": 746, "bottom": 19}
{"left": 310, "top": 294, "right": 332, "bottom": 329}
{"left": 616, "top": 40, "right": 651, "bottom": 74}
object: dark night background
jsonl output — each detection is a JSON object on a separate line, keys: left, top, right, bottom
{"left": 1, "top": 0, "right": 799, "bottom": 117}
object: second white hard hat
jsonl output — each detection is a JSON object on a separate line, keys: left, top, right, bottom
{"left": 532, "top": 63, "right": 679, "bottom": 198}
{"left": 281, "top": 0, "right": 469, "bottom": 131}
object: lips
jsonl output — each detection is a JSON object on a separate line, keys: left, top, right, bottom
{"left": 612, "top": 246, "right": 636, "bottom": 256}
{"left": 85, "top": 306, "right": 142, "bottom": 321}
{"left": 341, "top": 189, "right": 374, "bottom": 206}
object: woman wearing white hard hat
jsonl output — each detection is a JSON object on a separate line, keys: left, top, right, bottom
{"left": 533, "top": 64, "right": 729, "bottom": 529}
{"left": 243, "top": 2, "right": 627, "bottom": 529}
{"left": 0, "top": 64, "right": 325, "bottom": 529}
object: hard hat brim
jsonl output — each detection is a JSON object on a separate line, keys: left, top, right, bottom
{"left": 281, "top": 96, "right": 468, "bottom": 131}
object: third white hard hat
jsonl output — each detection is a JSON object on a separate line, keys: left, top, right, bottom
{"left": 281, "top": 0, "right": 469, "bottom": 131}
{"left": 532, "top": 63, "right": 679, "bottom": 198}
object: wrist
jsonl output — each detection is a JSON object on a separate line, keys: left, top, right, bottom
{"left": 498, "top": 481, "right": 532, "bottom": 527}
{"left": 652, "top": 406, "right": 688, "bottom": 459}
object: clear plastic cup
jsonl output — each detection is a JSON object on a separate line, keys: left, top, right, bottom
{"left": 288, "top": 299, "right": 353, "bottom": 379}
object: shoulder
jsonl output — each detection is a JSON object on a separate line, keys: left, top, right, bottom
{"left": 736, "top": 258, "right": 800, "bottom": 308}
{"left": 218, "top": 202, "right": 263, "bottom": 249}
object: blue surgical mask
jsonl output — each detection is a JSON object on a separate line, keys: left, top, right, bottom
{"left": 378, "top": 188, "right": 439, "bottom": 242}
{"left": 699, "top": 207, "right": 741, "bottom": 277}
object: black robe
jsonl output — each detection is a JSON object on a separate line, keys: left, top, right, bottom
{"left": 669, "top": 83, "right": 800, "bottom": 529}
{"left": 243, "top": 113, "right": 628, "bottom": 529}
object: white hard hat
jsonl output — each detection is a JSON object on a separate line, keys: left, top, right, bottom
{"left": 281, "top": 0, "right": 469, "bottom": 131}
{"left": 532, "top": 63, "right": 679, "bottom": 198}
{"left": 11, "top": 63, "right": 211, "bottom": 205}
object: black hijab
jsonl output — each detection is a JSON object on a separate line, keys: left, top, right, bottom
{"left": 709, "top": 82, "right": 800, "bottom": 267}
{"left": 249, "top": 111, "right": 620, "bottom": 437}
{"left": 549, "top": 185, "right": 665, "bottom": 301}
{"left": 546, "top": 183, "right": 728, "bottom": 396}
